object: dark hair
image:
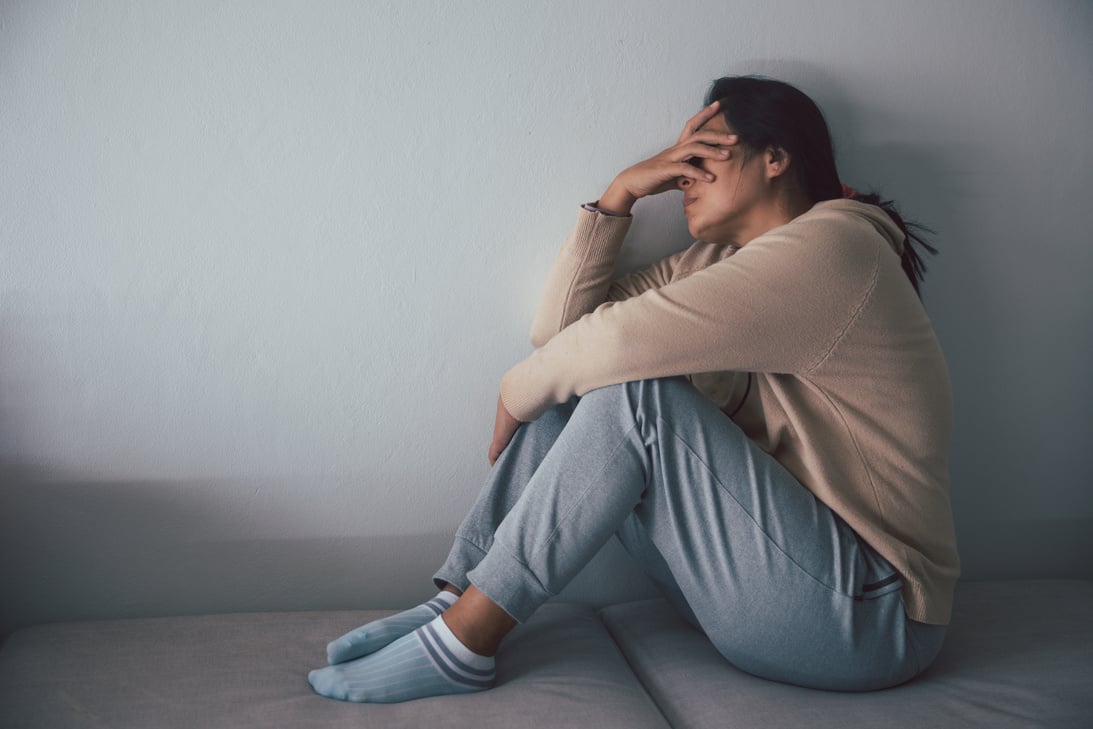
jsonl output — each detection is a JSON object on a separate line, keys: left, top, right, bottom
{"left": 704, "top": 76, "right": 937, "bottom": 297}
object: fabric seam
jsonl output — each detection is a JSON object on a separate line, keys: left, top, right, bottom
{"left": 657, "top": 414, "right": 856, "bottom": 599}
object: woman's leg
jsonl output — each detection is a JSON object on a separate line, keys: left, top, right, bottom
{"left": 614, "top": 514, "right": 703, "bottom": 630}
{"left": 432, "top": 397, "right": 578, "bottom": 593}
{"left": 312, "top": 377, "right": 943, "bottom": 701}
{"left": 308, "top": 401, "right": 578, "bottom": 702}
{"left": 315, "top": 399, "right": 577, "bottom": 667}
{"left": 459, "top": 377, "right": 942, "bottom": 690}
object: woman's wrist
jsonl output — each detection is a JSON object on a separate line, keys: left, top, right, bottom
{"left": 596, "top": 179, "right": 638, "bottom": 216}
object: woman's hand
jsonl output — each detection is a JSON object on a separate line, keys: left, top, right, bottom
{"left": 488, "top": 393, "right": 522, "bottom": 466}
{"left": 596, "top": 100, "right": 739, "bottom": 215}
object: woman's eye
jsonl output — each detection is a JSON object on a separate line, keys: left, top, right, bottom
{"left": 687, "top": 157, "right": 704, "bottom": 169}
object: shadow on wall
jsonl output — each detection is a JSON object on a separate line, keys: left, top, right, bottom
{"left": 0, "top": 308, "right": 465, "bottom": 639}
{"left": 0, "top": 462, "right": 658, "bottom": 642}
{"left": 3, "top": 456, "right": 1089, "bottom": 645}
{"left": 0, "top": 465, "right": 444, "bottom": 638}
{"left": 0, "top": 305, "right": 658, "bottom": 642}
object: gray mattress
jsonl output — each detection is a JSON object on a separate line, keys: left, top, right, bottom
{"left": 1, "top": 580, "right": 1090, "bottom": 728}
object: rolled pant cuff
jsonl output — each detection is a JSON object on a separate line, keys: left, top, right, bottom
{"left": 465, "top": 544, "right": 553, "bottom": 623}
{"left": 432, "top": 536, "right": 488, "bottom": 593}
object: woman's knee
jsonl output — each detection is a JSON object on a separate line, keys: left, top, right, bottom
{"left": 515, "top": 397, "right": 577, "bottom": 444}
{"left": 578, "top": 377, "right": 697, "bottom": 410}
{"left": 577, "top": 378, "right": 740, "bottom": 447}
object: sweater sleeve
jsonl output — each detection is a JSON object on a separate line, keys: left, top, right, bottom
{"left": 528, "top": 207, "right": 633, "bottom": 348}
{"left": 501, "top": 211, "right": 882, "bottom": 421}
{"left": 529, "top": 206, "right": 707, "bottom": 347}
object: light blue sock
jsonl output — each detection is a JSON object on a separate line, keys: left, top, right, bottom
{"left": 309, "top": 615, "right": 495, "bottom": 703}
{"left": 326, "top": 591, "right": 458, "bottom": 664}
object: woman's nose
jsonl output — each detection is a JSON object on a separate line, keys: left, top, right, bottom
{"left": 678, "top": 177, "right": 692, "bottom": 189}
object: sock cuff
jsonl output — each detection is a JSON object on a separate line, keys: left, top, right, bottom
{"left": 425, "top": 616, "right": 493, "bottom": 672}
{"left": 424, "top": 591, "right": 458, "bottom": 616}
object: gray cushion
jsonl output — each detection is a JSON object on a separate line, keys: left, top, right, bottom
{"left": 0, "top": 603, "right": 670, "bottom": 729}
{"left": 599, "top": 579, "right": 1093, "bottom": 729}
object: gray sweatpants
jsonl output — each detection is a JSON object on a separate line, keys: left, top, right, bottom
{"left": 434, "top": 377, "right": 945, "bottom": 691}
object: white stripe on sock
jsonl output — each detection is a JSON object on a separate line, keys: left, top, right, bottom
{"left": 419, "top": 617, "right": 495, "bottom": 687}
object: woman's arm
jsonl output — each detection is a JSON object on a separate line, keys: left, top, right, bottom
{"left": 500, "top": 210, "right": 883, "bottom": 423}
{"left": 527, "top": 101, "right": 739, "bottom": 348}
{"left": 527, "top": 208, "right": 632, "bottom": 348}
{"left": 489, "top": 102, "right": 739, "bottom": 461}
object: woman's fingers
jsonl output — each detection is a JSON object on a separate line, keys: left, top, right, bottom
{"left": 614, "top": 142, "right": 728, "bottom": 199}
{"left": 684, "top": 130, "right": 740, "bottom": 150}
{"left": 674, "top": 163, "right": 714, "bottom": 182}
{"left": 671, "top": 138, "right": 736, "bottom": 163}
{"left": 677, "top": 100, "right": 722, "bottom": 144}
{"left": 488, "top": 394, "right": 522, "bottom": 466}
{"left": 621, "top": 160, "right": 709, "bottom": 198}
{"left": 601, "top": 119, "right": 738, "bottom": 206}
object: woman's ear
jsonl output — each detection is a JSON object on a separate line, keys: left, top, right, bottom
{"left": 764, "top": 147, "right": 792, "bottom": 180}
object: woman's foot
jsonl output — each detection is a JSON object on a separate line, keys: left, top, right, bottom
{"left": 325, "top": 590, "right": 458, "bottom": 664}
{"left": 309, "top": 615, "right": 495, "bottom": 703}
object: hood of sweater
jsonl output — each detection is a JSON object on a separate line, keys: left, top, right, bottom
{"left": 813, "top": 198, "right": 907, "bottom": 256}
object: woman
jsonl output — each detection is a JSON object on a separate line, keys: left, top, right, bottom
{"left": 308, "top": 75, "right": 960, "bottom": 702}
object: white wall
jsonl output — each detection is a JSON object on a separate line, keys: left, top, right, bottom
{"left": 2, "top": 0, "right": 1091, "bottom": 635}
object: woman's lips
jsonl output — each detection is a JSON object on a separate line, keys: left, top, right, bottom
{"left": 683, "top": 196, "right": 697, "bottom": 209}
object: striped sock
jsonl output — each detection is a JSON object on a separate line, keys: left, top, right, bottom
{"left": 326, "top": 591, "right": 458, "bottom": 664}
{"left": 308, "top": 615, "right": 495, "bottom": 703}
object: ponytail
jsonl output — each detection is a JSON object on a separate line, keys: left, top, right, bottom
{"left": 840, "top": 185, "right": 937, "bottom": 298}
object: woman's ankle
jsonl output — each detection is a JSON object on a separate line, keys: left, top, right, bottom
{"left": 441, "top": 586, "right": 517, "bottom": 657}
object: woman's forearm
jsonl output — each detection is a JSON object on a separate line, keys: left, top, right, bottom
{"left": 527, "top": 207, "right": 631, "bottom": 348}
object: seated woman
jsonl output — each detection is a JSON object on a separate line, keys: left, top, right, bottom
{"left": 308, "top": 75, "right": 960, "bottom": 702}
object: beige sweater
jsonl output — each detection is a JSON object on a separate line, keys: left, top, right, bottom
{"left": 500, "top": 200, "right": 960, "bottom": 625}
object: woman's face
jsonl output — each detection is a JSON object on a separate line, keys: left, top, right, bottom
{"left": 679, "top": 114, "right": 772, "bottom": 245}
